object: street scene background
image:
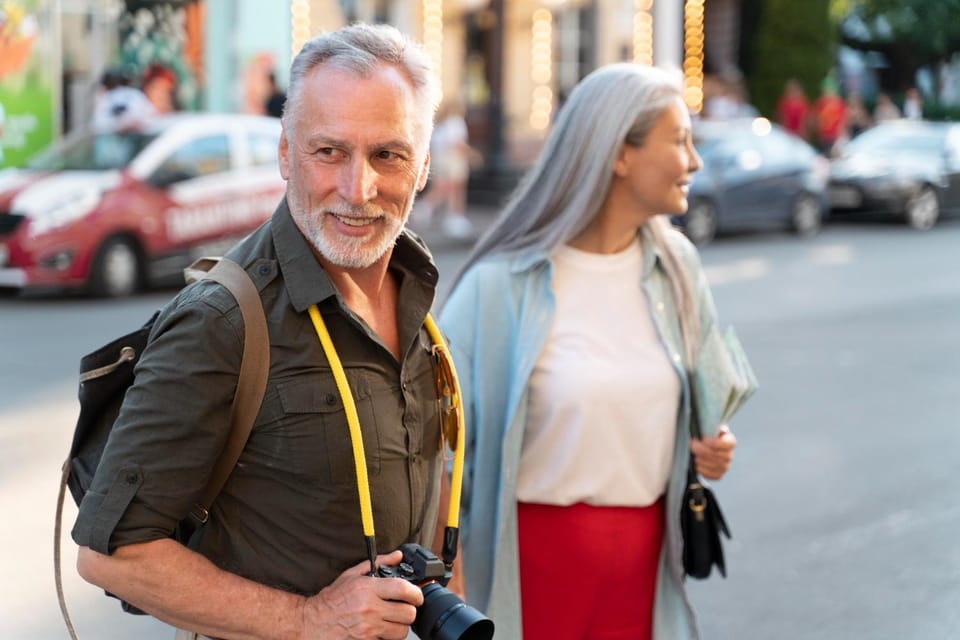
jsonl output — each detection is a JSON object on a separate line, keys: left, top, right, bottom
{"left": 2, "top": 216, "right": 958, "bottom": 639}
{"left": 3, "top": 0, "right": 960, "bottom": 638}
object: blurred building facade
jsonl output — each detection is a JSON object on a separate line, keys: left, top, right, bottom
{"left": 16, "top": 0, "right": 745, "bottom": 190}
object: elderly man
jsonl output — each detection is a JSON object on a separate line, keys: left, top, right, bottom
{"left": 73, "top": 23, "right": 447, "bottom": 640}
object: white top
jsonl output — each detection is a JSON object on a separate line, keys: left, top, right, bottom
{"left": 92, "top": 87, "right": 157, "bottom": 131}
{"left": 516, "top": 239, "right": 680, "bottom": 507}
{"left": 430, "top": 114, "right": 468, "bottom": 156}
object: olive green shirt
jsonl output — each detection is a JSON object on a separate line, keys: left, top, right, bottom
{"left": 72, "top": 200, "right": 444, "bottom": 595}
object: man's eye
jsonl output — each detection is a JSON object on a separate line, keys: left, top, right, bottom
{"left": 377, "top": 150, "right": 398, "bottom": 160}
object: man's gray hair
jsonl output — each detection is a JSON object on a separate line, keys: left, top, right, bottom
{"left": 282, "top": 23, "right": 441, "bottom": 150}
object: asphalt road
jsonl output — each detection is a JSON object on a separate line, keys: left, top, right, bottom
{"left": 1, "top": 218, "right": 958, "bottom": 639}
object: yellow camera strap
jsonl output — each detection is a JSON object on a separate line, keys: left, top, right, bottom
{"left": 307, "top": 305, "right": 465, "bottom": 575}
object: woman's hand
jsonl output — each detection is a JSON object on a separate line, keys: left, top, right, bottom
{"left": 689, "top": 426, "right": 737, "bottom": 480}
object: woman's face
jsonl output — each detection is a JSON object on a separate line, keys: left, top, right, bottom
{"left": 608, "top": 97, "right": 701, "bottom": 223}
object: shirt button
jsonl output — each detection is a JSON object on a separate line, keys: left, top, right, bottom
{"left": 672, "top": 353, "right": 681, "bottom": 363}
{"left": 258, "top": 264, "right": 270, "bottom": 276}
{"left": 656, "top": 301, "right": 665, "bottom": 312}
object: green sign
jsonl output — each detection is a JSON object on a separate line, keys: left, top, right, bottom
{"left": 0, "top": 0, "right": 58, "bottom": 168}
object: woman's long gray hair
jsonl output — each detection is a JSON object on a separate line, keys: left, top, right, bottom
{"left": 282, "top": 23, "right": 440, "bottom": 154}
{"left": 449, "top": 63, "right": 701, "bottom": 360}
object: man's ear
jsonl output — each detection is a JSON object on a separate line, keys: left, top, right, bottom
{"left": 278, "top": 123, "right": 290, "bottom": 181}
{"left": 416, "top": 152, "right": 431, "bottom": 192}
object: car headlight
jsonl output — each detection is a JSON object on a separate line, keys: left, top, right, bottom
{"left": 27, "top": 188, "right": 102, "bottom": 236}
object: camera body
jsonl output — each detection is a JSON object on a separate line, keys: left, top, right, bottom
{"left": 376, "top": 542, "right": 450, "bottom": 585}
{"left": 376, "top": 543, "right": 494, "bottom": 640}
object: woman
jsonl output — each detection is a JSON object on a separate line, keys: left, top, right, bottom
{"left": 423, "top": 98, "right": 481, "bottom": 238}
{"left": 439, "top": 63, "right": 748, "bottom": 639}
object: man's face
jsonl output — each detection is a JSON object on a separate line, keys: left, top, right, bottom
{"left": 279, "top": 63, "right": 430, "bottom": 270}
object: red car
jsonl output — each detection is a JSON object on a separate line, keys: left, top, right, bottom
{"left": 0, "top": 113, "right": 286, "bottom": 296}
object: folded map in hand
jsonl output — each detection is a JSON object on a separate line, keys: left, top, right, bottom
{"left": 690, "top": 325, "right": 758, "bottom": 437}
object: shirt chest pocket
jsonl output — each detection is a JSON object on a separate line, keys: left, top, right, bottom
{"left": 266, "top": 374, "right": 381, "bottom": 487}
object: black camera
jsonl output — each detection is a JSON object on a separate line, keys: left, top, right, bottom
{"left": 377, "top": 543, "right": 494, "bottom": 640}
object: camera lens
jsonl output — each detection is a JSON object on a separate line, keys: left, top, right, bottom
{"left": 412, "top": 582, "right": 495, "bottom": 640}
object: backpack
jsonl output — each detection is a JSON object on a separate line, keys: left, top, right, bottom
{"left": 54, "top": 257, "right": 270, "bottom": 639}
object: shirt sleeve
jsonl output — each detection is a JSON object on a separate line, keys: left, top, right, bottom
{"left": 72, "top": 283, "right": 245, "bottom": 554}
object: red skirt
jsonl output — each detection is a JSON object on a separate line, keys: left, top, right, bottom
{"left": 517, "top": 499, "right": 664, "bottom": 640}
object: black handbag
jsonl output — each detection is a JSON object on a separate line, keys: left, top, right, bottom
{"left": 681, "top": 452, "right": 731, "bottom": 579}
{"left": 680, "top": 361, "right": 733, "bottom": 580}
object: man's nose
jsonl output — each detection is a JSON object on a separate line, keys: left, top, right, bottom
{"left": 338, "top": 158, "right": 378, "bottom": 205}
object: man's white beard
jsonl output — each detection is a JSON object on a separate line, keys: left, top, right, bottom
{"left": 299, "top": 201, "right": 411, "bottom": 269}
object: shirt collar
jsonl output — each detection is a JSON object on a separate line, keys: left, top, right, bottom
{"left": 638, "top": 224, "right": 663, "bottom": 280}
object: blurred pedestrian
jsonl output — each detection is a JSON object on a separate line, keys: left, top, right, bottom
{"left": 776, "top": 78, "right": 809, "bottom": 138}
{"left": 812, "top": 79, "right": 846, "bottom": 155}
{"left": 440, "top": 63, "right": 751, "bottom": 639}
{"left": 703, "top": 69, "right": 756, "bottom": 119}
{"left": 141, "top": 64, "right": 178, "bottom": 114}
{"left": 874, "top": 92, "right": 901, "bottom": 122}
{"left": 72, "top": 23, "right": 459, "bottom": 640}
{"left": 91, "top": 68, "right": 156, "bottom": 131}
{"left": 845, "top": 91, "right": 872, "bottom": 139}
{"left": 421, "top": 98, "right": 481, "bottom": 239}
{"left": 903, "top": 87, "right": 923, "bottom": 120}
{"left": 264, "top": 71, "right": 287, "bottom": 118}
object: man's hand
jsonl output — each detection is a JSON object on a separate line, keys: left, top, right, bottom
{"left": 689, "top": 426, "right": 737, "bottom": 480}
{"left": 300, "top": 551, "right": 423, "bottom": 639}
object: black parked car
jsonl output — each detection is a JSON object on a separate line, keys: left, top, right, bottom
{"left": 828, "top": 120, "right": 960, "bottom": 229}
{"left": 677, "top": 118, "right": 828, "bottom": 246}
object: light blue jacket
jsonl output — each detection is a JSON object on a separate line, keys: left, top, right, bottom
{"left": 439, "top": 226, "right": 724, "bottom": 639}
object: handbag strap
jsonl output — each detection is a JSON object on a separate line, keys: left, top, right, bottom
{"left": 55, "top": 257, "right": 269, "bottom": 640}
{"left": 686, "top": 372, "right": 703, "bottom": 483}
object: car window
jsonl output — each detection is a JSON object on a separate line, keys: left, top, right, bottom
{"left": 712, "top": 135, "right": 762, "bottom": 171}
{"left": 757, "top": 131, "right": 809, "bottom": 165}
{"left": 155, "top": 135, "right": 231, "bottom": 181}
{"left": 27, "top": 132, "right": 157, "bottom": 171}
{"left": 247, "top": 131, "right": 280, "bottom": 167}
{"left": 697, "top": 135, "right": 744, "bottom": 170}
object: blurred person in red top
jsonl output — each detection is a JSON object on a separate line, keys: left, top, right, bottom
{"left": 776, "top": 78, "right": 809, "bottom": 138}
{"left": 142, "top": 64, "right": 178, "bottom": 114}
{"left": 812, "top": 79, "right": 846, "bottom": 155}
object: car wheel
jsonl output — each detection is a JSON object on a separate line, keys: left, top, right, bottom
{"left": 88, "top": 236, "right": 143, "bottom": 297}
{"left": 790, "top": 192, "right": 823, "bottom": 237}
{"left": 684, "top": 199, "right": 717, "bottom": 246}
{"left": 904, "top": 186, "right": 940, "bottom": 230}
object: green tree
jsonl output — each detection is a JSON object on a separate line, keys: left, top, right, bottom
{"left": 842, "top": 0, "right": 960, "bottom": 92}
{"left": 745, "top": 0, "right": 837, "bottom": 119}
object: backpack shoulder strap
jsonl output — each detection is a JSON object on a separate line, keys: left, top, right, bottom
{"left": 193, "top": 257, "right": 270, "bottom": 518}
